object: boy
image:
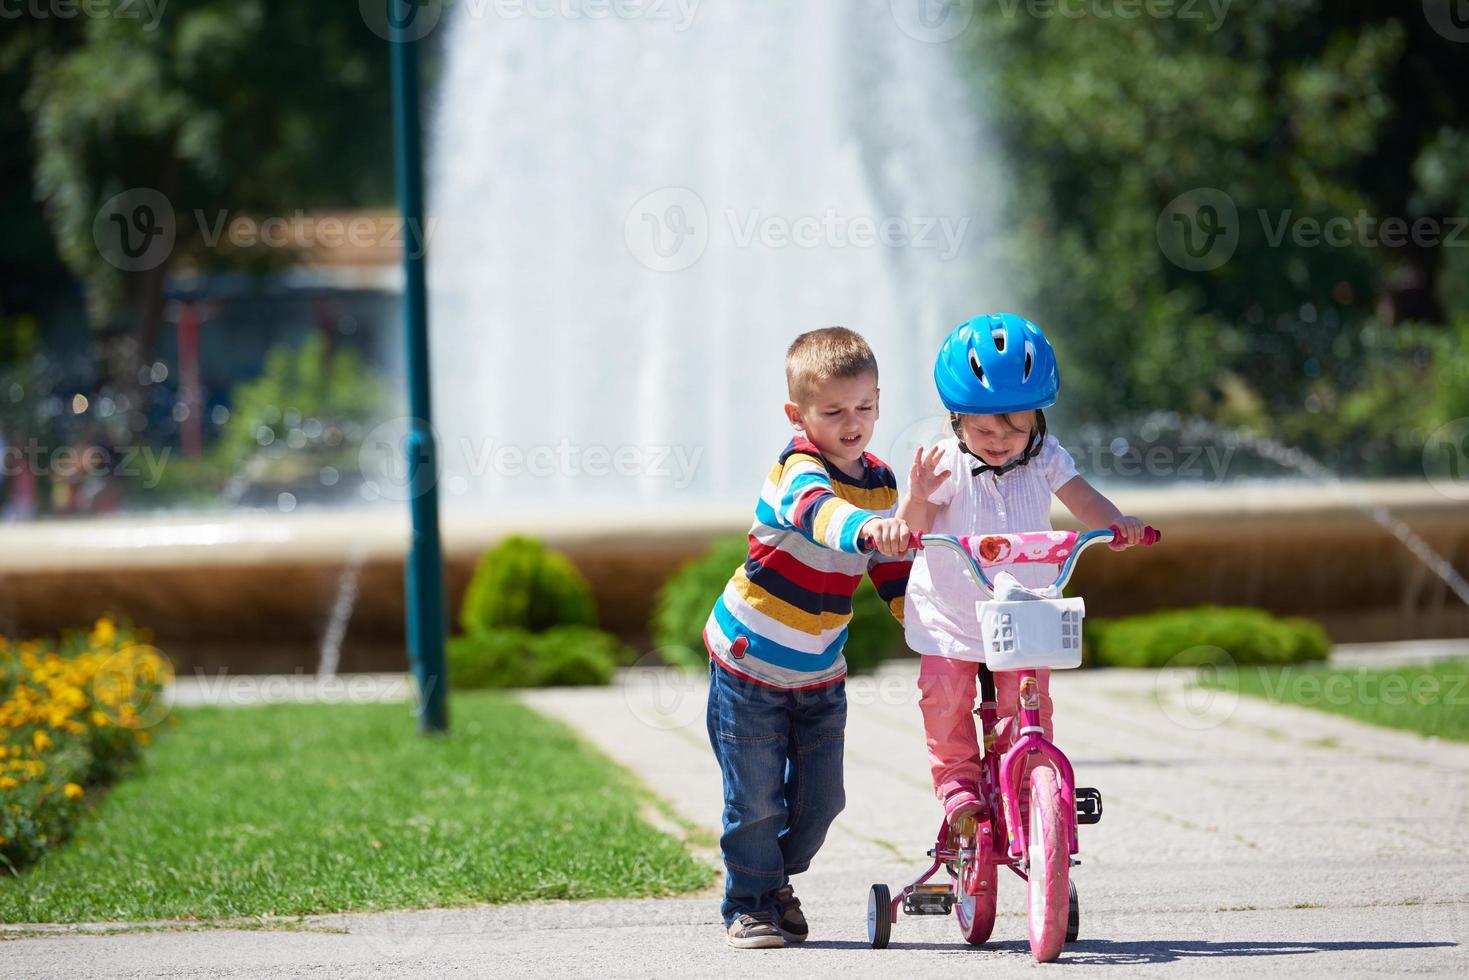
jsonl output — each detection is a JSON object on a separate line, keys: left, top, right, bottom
{"left": 702, "top": 326, "right": 913, "bottom": 948}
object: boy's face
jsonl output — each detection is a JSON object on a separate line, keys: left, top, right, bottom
{"left": 956, "top": 412, "right": 1035, "bottom": 467}
{"left": 784, "top": 372, "right": 880, "bottom": 467}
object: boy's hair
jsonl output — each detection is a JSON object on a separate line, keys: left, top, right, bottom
{"left": 785, "top": 327, "right": 879, "bottom": 403}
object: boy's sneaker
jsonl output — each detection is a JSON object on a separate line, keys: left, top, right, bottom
{"left": 726, "top": 913, "right": 784, "bottom": 949}
{"left": 774, "top": 884, "right": 808, "bottom": 943}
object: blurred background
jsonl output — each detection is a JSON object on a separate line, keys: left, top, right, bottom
{"left": 0, "top": 0, "right": 1467, "bottom": 675}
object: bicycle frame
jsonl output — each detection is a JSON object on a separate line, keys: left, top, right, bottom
{"left": 875, "top": 524, "right": 1159, "bottom": 936}
{"left": 920, "top": 531, "right": 1119, "bottom": 862}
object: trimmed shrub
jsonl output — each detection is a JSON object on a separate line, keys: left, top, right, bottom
{"left": 650, "top": 535, "right": 751, "bottom": 668}
{"left": 448, "top": 628, "right": 539, "bottom": 690}
{"left": 449, "top": 625, "right": 625, "bottom": 690}
{"left": 531, "top": 627, "right": 624, "bottom": 686}
{"left": 460, "top": 535, "right": 597, "bottom": 635}
{"left": 1085, "top": 606, "right": 1331, "bottom": 669}
{"left": 650, "top": 534, "right": 904, "bottom": 673}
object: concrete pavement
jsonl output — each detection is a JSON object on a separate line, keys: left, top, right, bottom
{"left": 3, "top": 663, "right": 1468, "bottom": 977}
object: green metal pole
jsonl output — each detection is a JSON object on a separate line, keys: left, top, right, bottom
{"left": 389, "top": 1, "right": 448, "bottom": 733}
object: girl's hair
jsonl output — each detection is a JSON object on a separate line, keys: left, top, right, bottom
{"left": 952, "top": 409, "right": 1041, "bottom": 434}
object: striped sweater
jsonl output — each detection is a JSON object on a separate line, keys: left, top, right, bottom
{"left": 702, "top": 437, "right": 911, "bottom": 689}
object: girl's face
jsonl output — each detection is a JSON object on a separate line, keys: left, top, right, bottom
{"left": 956, "top": 412, "right": 1036, "bottom": 467}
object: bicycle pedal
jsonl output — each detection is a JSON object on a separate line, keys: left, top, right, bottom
{"left": 1076, "top": 787, "right": 1103, "bottom": 825}
{"left": 902, "top": 886, "right": 954, "bottom": 916}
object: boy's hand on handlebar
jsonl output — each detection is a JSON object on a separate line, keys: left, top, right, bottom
{"left": 862, "top": 517, "right": 912, "bottom": 556}
{"left": 1108, "top": 515, "right": 1147, "bottom": 550}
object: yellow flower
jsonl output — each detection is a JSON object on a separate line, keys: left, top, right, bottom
{"left": 91, "top": 618, "right": 117, "bottom": 646}
{"left": 90, "top": 710, "right": 110, "bottom": 727}
{"left": 32, "top": 730, "right": 51, "bottom": 752}
{"left": 135, "top": 730, "right": 152, "bottom": 746}
{"left": 63, "top": 782, "right": 84, "bottom": 800}
{"left": 0, "top": 776, "right": 16, "bottom": 790}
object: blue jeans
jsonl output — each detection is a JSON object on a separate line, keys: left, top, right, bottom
{"left": 705, "top": 660, "right": 847, "bottom": 926}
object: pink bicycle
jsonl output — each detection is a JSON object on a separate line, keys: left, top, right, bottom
{"left": 866, "top": 525, "right": 1160, "bottom": 961}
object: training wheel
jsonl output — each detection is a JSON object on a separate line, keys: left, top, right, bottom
{"left": 867, "top": 883, "right": 892, "bottom": 949}
{"left": 1066, "top": 879, "right": 1080, "bottom": 944}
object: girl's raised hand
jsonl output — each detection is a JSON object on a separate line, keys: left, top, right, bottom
{"left": 908, "top": 445, "right": 952, "bottom": 503}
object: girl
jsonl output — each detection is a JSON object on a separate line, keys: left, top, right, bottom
{"left": 900, "top": 313, "right": 1149, "bottom": 822}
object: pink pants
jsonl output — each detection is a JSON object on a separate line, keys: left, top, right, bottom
{"left": 916, "top": 655, "right": 1054, "bottom": 802}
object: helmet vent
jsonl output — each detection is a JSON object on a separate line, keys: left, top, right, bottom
{"left": 991, "top": 328, "right": 1006, "bottom": 353}
{"left": 1023, "top": 339, "right": 1035, "bottom": 380}
{"left": 968, "top": 349, "right": 988, "bottom": 387}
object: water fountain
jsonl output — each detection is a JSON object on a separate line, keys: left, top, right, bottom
{"left": 426, "top": 0, "right": 1005, "bottom": 511}
{"left": 1, "top": 4, "right": 1464, "bottom": 672}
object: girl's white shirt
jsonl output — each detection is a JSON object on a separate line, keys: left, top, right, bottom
{"left": 903, "top": 434, "right": 1079, "bottom": 662}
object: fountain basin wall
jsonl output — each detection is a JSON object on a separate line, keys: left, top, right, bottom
{"left": 0, "top": 482, "right": 1464, "bottom": 675}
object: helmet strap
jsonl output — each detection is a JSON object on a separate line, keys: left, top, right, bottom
{"left": 952, "top": 410, "right": 1047, "bottom": 478}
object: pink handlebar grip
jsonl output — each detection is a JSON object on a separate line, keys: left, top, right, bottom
{"left": 858, "top": 529, "right": 927, "bottom": 554}
{"left": 1109, "top": 524, "right": 1161, "bottom": 547}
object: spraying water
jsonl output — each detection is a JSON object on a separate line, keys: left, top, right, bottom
{"left": 426, "top": 0, "right": 1005, "bottom": 511}
{"left": 1147, "top": 413, "right": 1469, "bottom": 611}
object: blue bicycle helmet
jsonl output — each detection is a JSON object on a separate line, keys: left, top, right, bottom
{"left": 933, "top": 313, "right": 1061, "bottom": 415}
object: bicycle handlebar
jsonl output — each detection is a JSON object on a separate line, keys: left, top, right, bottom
{"left": 864, "top": 524, "right": 1160, "bottom": 595}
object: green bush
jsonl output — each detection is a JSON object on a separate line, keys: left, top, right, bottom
{"left": 213, "top": 333, "right": 387, "bottom": 465}
{"left": 447, "top": 628, "right": 538, "bottom": 690}
{"left": 460, "top": 536, "right": 597, "bottom": 635}
{"left": 650, "top": 535, "right": 751, "bottom": 668}
{"left": 448, "top": 626, "right": 626, "bottom": 690}
{"left": 531, "top": 627, "right": 625, "bottom": 686}
{"left": 1085, "top": 606, "right": 1331, "bottom": 669}
{"left": 650, "top": 534, "right": 903, "bottom": 673}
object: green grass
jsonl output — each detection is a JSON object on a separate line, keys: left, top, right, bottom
{"left": 0, "top": 694, "right": 712, "bottom": 923}
{"left": 1200, "top": 659, "right": 1469, "bottom": 741}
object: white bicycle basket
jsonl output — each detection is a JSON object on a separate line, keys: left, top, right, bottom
{"left": 977, "top": 597, "right": 1087, "bottom": 671}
